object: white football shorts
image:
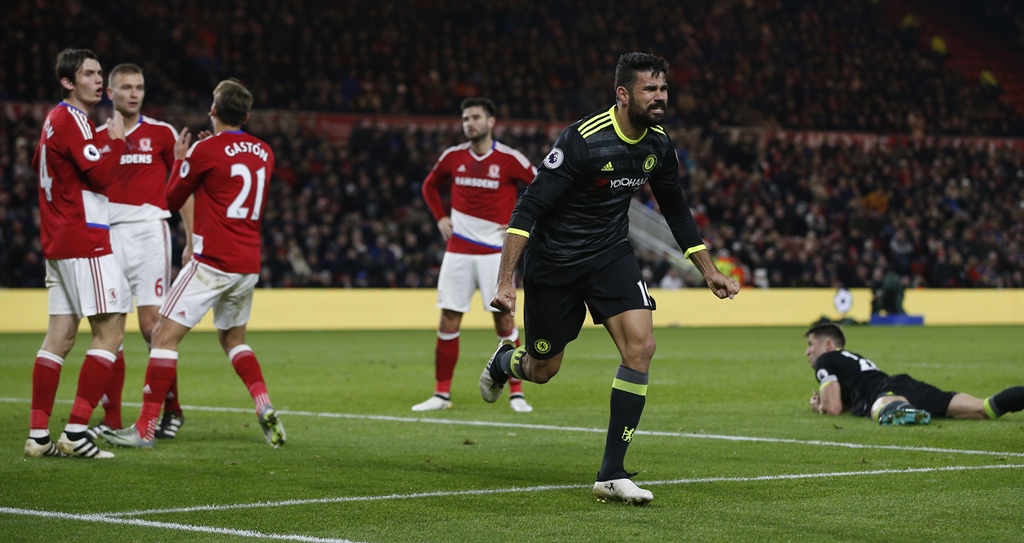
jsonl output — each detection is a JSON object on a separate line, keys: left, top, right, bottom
{"left": 436, "top": 252, "right": 502, "bottom": 313}
{"left": 46, "top": 253, "right": 132, "bottom": 318}
{"left": 111, "top": 219, "right": 171, "bottom": 309}
{"left": 160, "top": 259, "right": 258, "bottom": 329}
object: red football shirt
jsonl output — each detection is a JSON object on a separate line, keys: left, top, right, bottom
{"left": 166, "top": 130, "right": 274, "bottom": 274}
{"left": 96, "top": 115, "right": 178, "bottom": 223}
{"left": 32, "top": 102, "right": 125, "bottom": 259}
{"left": 421, "top": 141, "right": 536, "bottom": 255}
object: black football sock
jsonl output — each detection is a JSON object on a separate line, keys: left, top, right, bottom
{"left": 597, "top": 365, "right": 648, "bottom": 482}
{"left": 497, "top": 346, "right": 526, "bottom": 380}
{"left": 984, "top": 386, "right": 1024, "bottom": 419}
{"left": 489, "top": 344, "right": 519, "bottom": 384}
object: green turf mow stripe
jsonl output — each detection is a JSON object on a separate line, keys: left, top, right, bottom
{"left": 90, "top": 463, "right": 1024, "bottom": 518}
{"left": 5, "top": 397, "right": 1021, "bottom": 458}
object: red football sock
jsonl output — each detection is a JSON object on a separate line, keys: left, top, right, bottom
{"left": 30, "top": 351, "right": 64, "bottom": 431}
{"left": 434, "top": 330, "right": 459, "bottom": 395}
{"left": 499, "top": 328, "right": 524, "bottom": 394}
{"left": 136, "top": 349, "right": 179, "bottom": 440}
{"left": 102, "top": 348, "right": 126, "bottom": 428}
{"left": 68, "top": 350, "right": 116, "bottom": 426}
{"left": 164, "top": 376, "right": 182, "bottom": 415}
{"left": 230, "top": 345, "right": 270, "bottom": 412}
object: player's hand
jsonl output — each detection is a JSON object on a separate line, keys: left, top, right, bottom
{"left": 197, "top": 130, "right": 213, "bottom": 141}
{"left": 489, "top": 279, "right": 517, "bottom": 316}
{"left": 705, "top": 270, "right": 740, "bottom": 300}
{"left": 437, "top": 217, "right": 453, "bottom": 241}
{"left": 174, "top": 127, "right": 192, "bottom": 161}
{"left": 181, "top": 245, "right": 194, "bottom": 265}
{"left": 810, "top": 391, "right": 821, "bottom": 413}
{"left": 107, "top": 110, "right": 126, "bottom": 141}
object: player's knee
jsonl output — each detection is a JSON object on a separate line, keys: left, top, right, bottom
{"left": 641, "top": 335, "right": 656, "bottom": 361}
{"left": 526, "top": 355, "right": 561, "bottom": 384}
{"left": 531, "top": 368, "right": 556, "bottom": 384}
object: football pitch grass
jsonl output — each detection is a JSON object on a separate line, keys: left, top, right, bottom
{"left": 1, "top": 325, "right": 1022, "bottom": 542}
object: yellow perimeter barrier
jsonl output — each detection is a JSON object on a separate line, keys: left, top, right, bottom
{"left": 1, "top": 288, "right": 1023, "bottom": 333}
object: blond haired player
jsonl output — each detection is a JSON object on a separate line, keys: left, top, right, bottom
{"left": 90, "top": 63, "right": 185, "bottom": 440}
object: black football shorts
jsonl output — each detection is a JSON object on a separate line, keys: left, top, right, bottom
{"left": 877, "top": 374, "right": 957, "bottom": 417}
{"left": 522, "top": 249, "right": 655, "bottom": 360}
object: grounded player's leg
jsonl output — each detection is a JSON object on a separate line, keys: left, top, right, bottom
{"left": 983, "top": 386, "right": 1024, "bottom": 419}
{"left": 220, "top": 326, "right": 285, "bottom": 447}
{"left": 870, "top": 395, "right": 931, "bottom": 425}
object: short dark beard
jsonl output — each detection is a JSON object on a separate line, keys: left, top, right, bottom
{"left": 626, "top": 92, "right": 666, "bottom": 128}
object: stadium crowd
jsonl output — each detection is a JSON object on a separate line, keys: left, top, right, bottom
{"left": 2, "top": 0, "right": 1023, "bottom": 291}
{"left": 3, "top": 0, "right": 1023, "bottom": 135}
{"left": 4, "top": 110, "right": 1022, "bottom": 290}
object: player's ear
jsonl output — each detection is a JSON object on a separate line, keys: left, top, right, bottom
{"left": 60, "top": 77, "right": 75, "bottom": 93}
{"left": 615, "top": 85, "right": 630, "bottom": 107}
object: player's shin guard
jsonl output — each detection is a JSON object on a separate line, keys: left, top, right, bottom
{"left": 102, "top": 347, "right": 126, "bottom": 428}
{"left": 30, "top": 351, "right": 64, "bottom": 432}
{"left": 230, "top": 345, "right": 271, "bottom": 412}
{"left": 137, "top": 350, "right": 179, "bottom": 440}
{"left": 597, "top": 365, "right": 648, "bottom": 481}
{"left": 434, "top": 330, "right": 459, "bottom": 395}
{"left": 67, "top": 350, "right": 117, "bottom": 426}
{"left": 984, "top": 386, "right": 1024, "bottom": 419}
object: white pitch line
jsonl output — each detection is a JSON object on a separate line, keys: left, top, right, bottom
{"left": 98, "top": 463, "right": 1024, "bottom": 518}
{"left": 2, "top": 397, "right": 1021, "bottom": 458}
{"left": 0, "top": 507, "right": 366, "bottom": 543}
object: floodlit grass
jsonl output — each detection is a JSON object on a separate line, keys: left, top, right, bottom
{"left": 2, "top": 325, "right": 1023, "bottom": 542}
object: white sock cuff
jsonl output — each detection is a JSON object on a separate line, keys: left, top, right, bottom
{"left": 437, "top": 330, "right": 460, "bottom": 341}
{"left": 86, "top": 349, "right": 117, "bottom": 363}
{"left": 37, "top": 350, "right": 64, "bottom": 365}
{"left": 499, "top": 327, "right": 519, "bottom": 343}
{"left": 150, "top": 348, "right": 179, "bottom": 360}
{"left": 228, "top": 344, "right": 253, "bottom": 360}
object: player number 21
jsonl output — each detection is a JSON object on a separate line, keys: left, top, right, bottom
{"left": 227, "top": 163, "right": 266, "bottom": 220}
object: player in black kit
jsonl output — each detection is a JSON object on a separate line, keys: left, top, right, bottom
{"left": 805, "top": 322, "right": 1024, "bottom": 425}
{"left": 478, "top": 52, "right": 740, "bottom": 505}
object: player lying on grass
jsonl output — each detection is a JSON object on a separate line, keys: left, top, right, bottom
{"left": 805, "top": 322, "right": 1024, "bottom": 425}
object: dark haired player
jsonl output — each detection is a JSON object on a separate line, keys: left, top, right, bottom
{"left": 414, "top": 97, "right": 537, "bottom": 413}
{"left": 480, "top": 52, "right": 739, "bottom": 504}
{"left": 805, "top": 322, "right": 1024, "bottom": 424}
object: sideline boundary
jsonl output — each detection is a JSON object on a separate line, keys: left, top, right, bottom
{"left": 3, "top": 397, "right": 1022, "bottom": 459}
